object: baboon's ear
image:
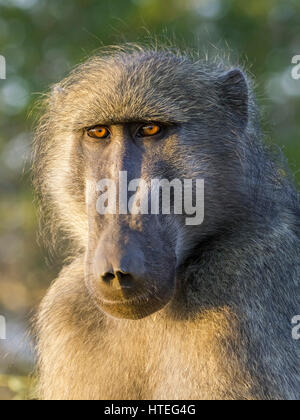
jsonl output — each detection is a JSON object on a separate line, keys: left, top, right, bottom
{"left": 217, "top": 69, "right": 249, "bottom": 132}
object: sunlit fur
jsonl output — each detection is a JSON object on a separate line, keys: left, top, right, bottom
{"left": 33, "top": 44, "right": 300, "bottom": 400}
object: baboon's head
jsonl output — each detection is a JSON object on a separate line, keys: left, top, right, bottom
{"left": 34, "top": 46, "right": 251, "bottom": 319}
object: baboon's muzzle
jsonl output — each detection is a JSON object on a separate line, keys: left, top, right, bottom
{"left": 88, "top": 224, "right": 176, "bottom": 320}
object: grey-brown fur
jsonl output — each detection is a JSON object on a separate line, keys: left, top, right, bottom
{"left": 33, "top": 44, "right": 300, "bottom": 400}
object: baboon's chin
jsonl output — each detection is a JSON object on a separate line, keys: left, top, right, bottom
{"left": 96, "top": 290, "right": 174, "bottom": 320}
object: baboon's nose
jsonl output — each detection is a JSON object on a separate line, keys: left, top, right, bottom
{"left": 101, "top": 270, "right": 137, "bottom": 291}
{"left": 94, "top": 238, "right": 146, "bottom": 297}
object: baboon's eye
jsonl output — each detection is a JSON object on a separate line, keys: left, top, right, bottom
{"left": 87, "top": 126, "right": 110, "bottom": 140}
{"left": 137, "top": 124, "right": 162, "bottom": 138}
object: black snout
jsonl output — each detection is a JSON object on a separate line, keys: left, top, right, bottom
{"left": 89, "top": 228, "right": 176, "bottom": 319}
{"left": 94, "top": 237, "right": 147, "bottom": 299}
{"left": 101, "top": 270, "right": 138, "bottom": 291}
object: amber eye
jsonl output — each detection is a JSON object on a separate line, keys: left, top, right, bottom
{"left": 87, "top": 126, "right": 110, "bottom": 140}
{"left": 138, "top": 124, "right": 162, "bottom": 138}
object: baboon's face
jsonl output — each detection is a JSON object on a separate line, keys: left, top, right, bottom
{"left": 47, "top": 52, "right": 248, "bottom": 319}
{"left": 83, "top": 121, "right": 188, "bottom": 320}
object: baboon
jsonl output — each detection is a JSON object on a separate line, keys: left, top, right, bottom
{"left": 33, "top": 45, "right": 300, "bottom": 400}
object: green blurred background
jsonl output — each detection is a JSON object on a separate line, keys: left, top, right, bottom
{"left": 0, "top": 0, "right": 299, "bottom": 400}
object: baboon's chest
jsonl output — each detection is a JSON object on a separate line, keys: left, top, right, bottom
{"left": 111, "top": 318, "right": 253, "bottom": 400}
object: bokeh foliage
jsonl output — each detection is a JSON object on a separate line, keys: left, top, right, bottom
{"left": 0, "top": 0, "right": 299, "bottom": 400}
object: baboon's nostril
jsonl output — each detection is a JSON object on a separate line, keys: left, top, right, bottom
{"left": 101, "top": 271, "right": 135, "bottom": 289}
{"left": 116, "top": 271, "right": 129, "bottom": 280}
{"left": 101, "top": 272, "right": 115, "bottom": 284}
{"left": 115, "top": 271, "right": 135, "bottom": 287}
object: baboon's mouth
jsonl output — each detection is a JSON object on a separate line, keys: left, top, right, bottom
{"left": 95, "top": 288, "right": 174, "bottom": 320}
{"left": 99, "top": 293, "right": 154, "bottom": 305}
